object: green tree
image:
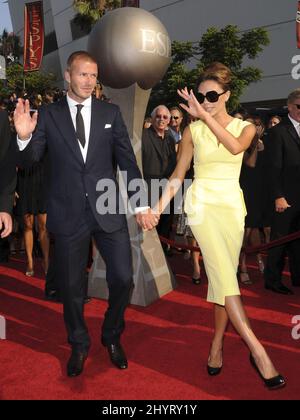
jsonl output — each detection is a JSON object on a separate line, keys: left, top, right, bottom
{"left": 73, "top": 0, "right": 121, "bottom": 31}
{"left": 0, "top": 63, "right": 56, "bottom": 98}
{"left": 148, "top": 25, "right": 270, "bottom": 113}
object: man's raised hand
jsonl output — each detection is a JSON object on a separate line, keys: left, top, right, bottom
{"left": 0, "top": 212, "right": 12, "bottom": 238}
{"left": 13, "top": 98, "right": 38, "bottom": 140}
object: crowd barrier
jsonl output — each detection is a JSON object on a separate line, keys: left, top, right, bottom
{"left": 159, "top": 230, "right": 300, "bottom": 255}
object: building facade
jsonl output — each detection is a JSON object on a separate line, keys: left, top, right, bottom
{"left": 8, "top": 0, "right": 300, "bottom": 108}
{"left": 8, "top": 0, "right": 89, "bottom": 86}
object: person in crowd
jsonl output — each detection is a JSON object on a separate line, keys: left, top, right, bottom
{"left": 152, "top": 62, "right": 286, "bottom": 390}
{"left": 260, "top": 114, "right": 283, "bottom": 245}
{"left": 32, "top": 94, "right": 43, "bottom": 109}
{"left": 264, "top": 89, "right": 300, "bottom": 295}
{"left": 0, "top": 110, "right": 16, "bottom": 243}
{"left": 142, "top": 105, "right": 177, "bottom": 255}
{"left": 267, "top": 115, "right": 282, "bottom": 129}
{"left": 169, "top": 106, "right": 184, "bottom": 151}
{"left": 14, "top": 50, "right": 157, "bottom": 377}
{"left": 239, "top": 117, "right": 266, "bottom": 284}
{"left": 143, "top": 117, "right": 152, "bottom": 129}
{"left": 14, "top": 94, "right": 50, "bottom": 277}
{"left": 43, "top": 90, "right": 55, "bottom": 105}
{"left": 93, "top": 82, "right": 103, "bottom": 99}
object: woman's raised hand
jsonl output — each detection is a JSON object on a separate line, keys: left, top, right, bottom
{"left": 177, "top": 88, "right": 208, "bottom": 121}
{"left": 13, "top": 98, "right": 38, "bottom": 140}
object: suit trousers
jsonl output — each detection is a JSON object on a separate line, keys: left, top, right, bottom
{"left": 264, "top": 206, "right": 300, "bottom": 286}
{"left": 0, "top": 237, "right": 9, "bottom": 262}
{"left": 54, "top": 200, "right": 133, "bottom": 352}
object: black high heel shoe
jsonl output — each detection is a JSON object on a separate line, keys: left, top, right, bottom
{"left": 192, "top": 276, "right": 201, "bottom": 285}
{"left": 207, "top": 364, "right": 222, "bottom": 376}
{"left": 207, "top": 350, "right": 223, "bottom": 376}
{"left": 249, "top": 354, "right": 286, "bottom": 390}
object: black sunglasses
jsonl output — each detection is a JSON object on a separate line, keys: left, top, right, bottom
{"left": 170, "top": 116, "right": 179, "bottom": 120}
{"left": 195, "top": 90, "right": 227, "bottom": 104}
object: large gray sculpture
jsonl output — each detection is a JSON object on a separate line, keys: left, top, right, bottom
{"left": 88, "top": 7, "right": 171, "bottom": 89}
{"left": 88, "top": 7, "right": 176, "bottom": 306}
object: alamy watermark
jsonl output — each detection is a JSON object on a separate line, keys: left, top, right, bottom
{"left": 291, "top": 315, "right": 300, "bottom": 340}
{"left": 95, "top": 172, "right": 192, "bottom": 216}
{"left": 291, "top": 55, "right": 300, "bottom": 80}
{"left": 0, "top": 315, "right": 6, "bottom": 340}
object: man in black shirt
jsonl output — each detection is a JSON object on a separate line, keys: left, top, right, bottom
{"left": 142, "top": 105, "right": 177, "bottom": 251}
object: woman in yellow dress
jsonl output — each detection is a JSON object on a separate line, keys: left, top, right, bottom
{"left": 154, "top": 62, "right": 285, "bottom": 389}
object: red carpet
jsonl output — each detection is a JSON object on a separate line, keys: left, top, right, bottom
{"left": 0, "top": 253, "right": 299, "bottom": 400}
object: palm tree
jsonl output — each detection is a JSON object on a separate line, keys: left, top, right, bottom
{"left": 73, "top": 0, "right": 121, "bottom": 31}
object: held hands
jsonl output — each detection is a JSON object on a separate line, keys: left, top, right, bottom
{"left": 135, "top": 208, "right": 160, "bottom": 231}
{"left": 275, "top": 197, "right": 291, "bottom": 213}
{"left": 0, "top": 212, "right": 12, "bottom": 238}
{"left": 13, "top": 98, "right": 38, "bottom": 140}
{"left": 177, "top": 87, "right": 208, "bottom": 121}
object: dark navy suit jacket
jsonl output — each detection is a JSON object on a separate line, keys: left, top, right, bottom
{"left": 265, "top": 117, "right": 300, "bottom": 208}
{"left": 0, "top": 110, "right": 16, "bottom": 214}
{"left": 19, "top": 96, "right": 143, "bottom": 235}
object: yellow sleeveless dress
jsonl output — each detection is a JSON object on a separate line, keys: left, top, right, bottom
{"left": 185, "top": 118, "right": 251, "bottom": 306}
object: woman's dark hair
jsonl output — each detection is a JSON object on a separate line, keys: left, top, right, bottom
{"left": 196, "top": 62, "right": 232, "bottom": 91}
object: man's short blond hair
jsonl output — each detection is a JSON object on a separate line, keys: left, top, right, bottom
{"left": 287, "top": 88, "right": 300, "bottom": 104}
{"left": 67, "top": 51, "right": 97, "bottom": 70}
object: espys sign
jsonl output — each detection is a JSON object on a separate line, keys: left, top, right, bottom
{"left": 88, "top": 7, "right": 171, "bottom": 90}
{"left": 23, "top": 1, "right": 44, "bottom": 72}
{"left": 140, "top": 29, "right": 171, "bottom": 58}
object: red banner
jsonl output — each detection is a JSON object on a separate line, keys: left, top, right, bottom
{"left": 23, "top": 1, "right": 44, "bottom": 72}
{"left": 297, "top": 1, "right": 300, "bottom": 48}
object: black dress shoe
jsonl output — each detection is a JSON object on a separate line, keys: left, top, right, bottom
{"left": 45, "top": 289, "right": 62, "bottom": 302}
{"left": 106, "top": 343, "right": 128, "bottom": 369}
{"left": 207, "top": 364, "right": 222, "bottom": 376}
{"left": 67, "top": 350, "right": 88, "bottom": 377}
{"left": 265, "top": 283, "right": 294, "bottom": 295}
{"left": 249, "top": 354, "right": 286, "bottom": 390}
{"left": 84, "top": 296, "right": 92, "bottom": 304}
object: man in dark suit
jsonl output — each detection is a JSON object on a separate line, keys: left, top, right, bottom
{"left": 0, "top": 110, "right": 15, "bottom": 243}
{"left": 14, "top": 51, "right": 158, "bottom": 377}
{"left": 264, "top": 89, "right": 300, "bottom": 294}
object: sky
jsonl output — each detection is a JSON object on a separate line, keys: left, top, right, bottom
{"left": 0, "top": 1, "right": 13, "bottom": 33}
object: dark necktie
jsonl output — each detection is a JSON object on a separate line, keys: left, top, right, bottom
{"left": 76, "top": 104, "right": 86, "bottom": 148}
